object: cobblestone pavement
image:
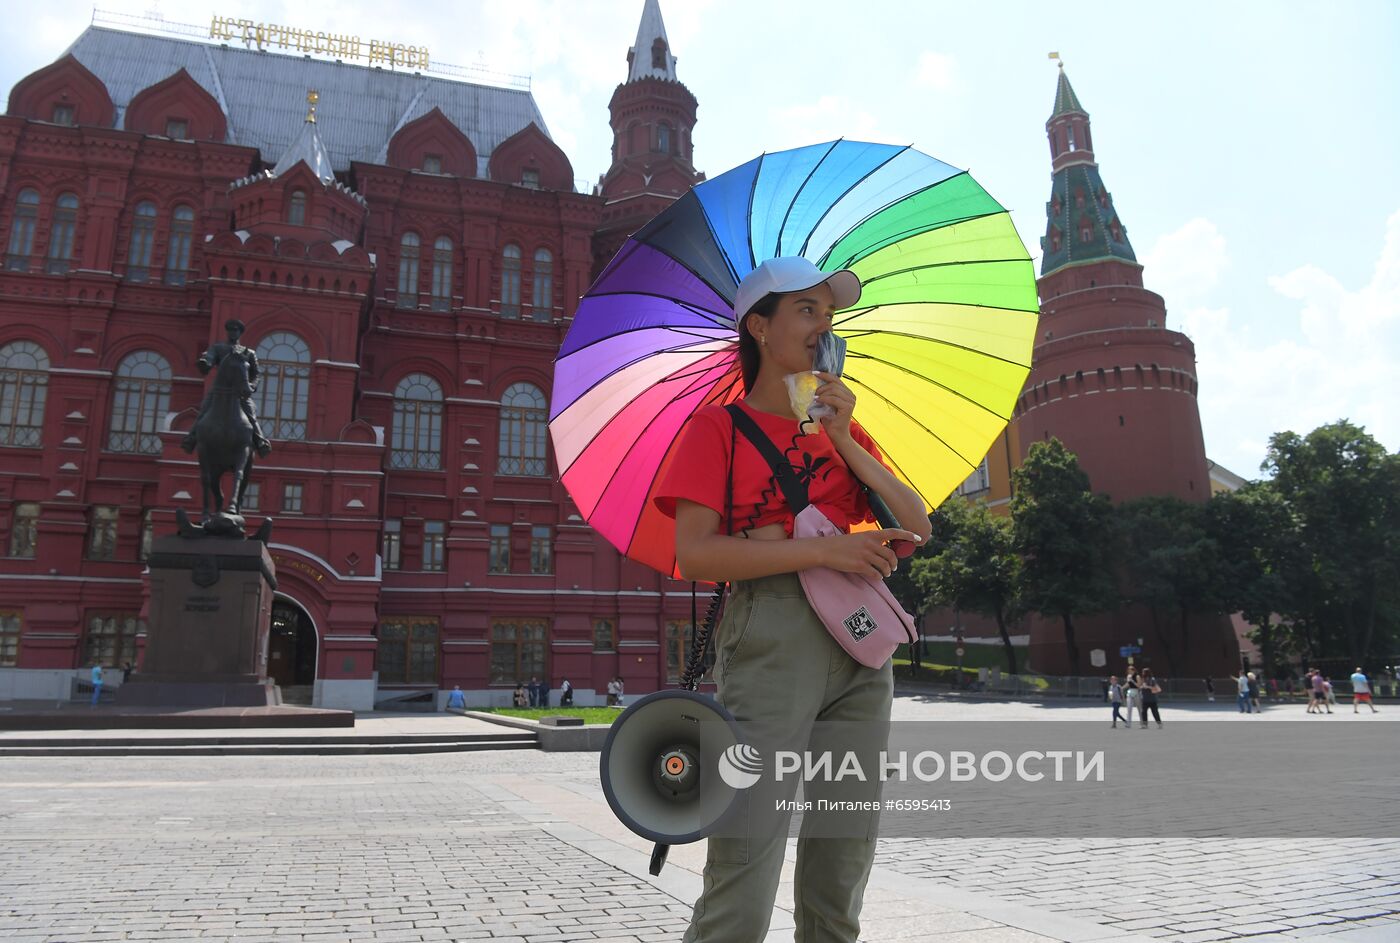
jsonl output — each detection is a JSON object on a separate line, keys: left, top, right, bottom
{"left": 1, "top": 694, "right": 1395, "bottom": 943}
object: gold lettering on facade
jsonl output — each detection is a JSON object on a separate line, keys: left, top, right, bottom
{"left": 209, "top": 13, "right": 427, "bottom": 69}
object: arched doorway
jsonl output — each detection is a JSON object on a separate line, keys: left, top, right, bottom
{"left": 269, "top": 597, "right": 317, "bottom": 703}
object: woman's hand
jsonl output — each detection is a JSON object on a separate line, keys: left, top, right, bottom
{"left": 822, "top": 528, "right": 924, "bottom": 579}
{"left": 813, "top": 371, "right": 855, "bottom": 440}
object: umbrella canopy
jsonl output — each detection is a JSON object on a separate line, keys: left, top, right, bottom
{"left": 552, "top": 140, "right": 1038, "bottom": 578}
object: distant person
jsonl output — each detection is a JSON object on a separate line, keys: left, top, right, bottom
{"left": 527, "top": 675, "right": 541, "bottom": 707}
{"left": 513, "top": 682, "right": 529, "bottom": 708}
{"left": 1236, "top": 670, "right": 1252, "bottom": 714}
{"left": 122, "top": 661, "right": 133, "bottom": 683}
{"left": 1310, "top": 669, "right": 1331, "bottom": 714}
{"left": 1204, "top": 677, "right": 1215, "bottom": 702}
{"left": 606, "top": 677, "right": 619, "bottom": 706}
{"left": 1324, "top": 675, "right": 1337, "bottom": 708}
{"left": 1108, "top": 675, "right": 1127, "bottom": 728}
{"left": 539, "top": 678, "right": 551, "bottom": 708}
{"left": 1139, "top": 668, "right": 1163, "bottom": 728}
{"left": 1350, "top": 668, "right": 1379, "bottom": 714}
{"left": 614, "top": 676, "right": 625, "bottom": 705}
{"left": 560, "top": 678, "right": 574, "bottom": 707}
{"left": 1268, "top": 677, "right": 1279, "bottom": 700}
{"left": 1123, "top": 668, "right": 1142, "bottom": 727}
{"left": 1246, "top": 672, "right": 1261, "bottom": 713}
{"left": 89, "top": 663, "right": 104, "bottom": 707}
{"left": 446, "top": 685, "right": 466, "bottom": 711}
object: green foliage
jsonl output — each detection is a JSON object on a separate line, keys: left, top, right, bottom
{"left": 1010, "top": 438, "right": 1117, "bottom": 673}
{"left": 910, "top": 497, "right": 1023, "bottom": 673}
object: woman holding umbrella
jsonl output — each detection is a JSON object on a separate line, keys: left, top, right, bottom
{"left": 655, "top": 257, "right": 929, "bottom": 942}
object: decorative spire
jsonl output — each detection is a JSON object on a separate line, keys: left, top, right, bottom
{"left": 626, "top": 0, "right": 677, "bottom": 82}
{"left": 1040, "top": 65, "right": 1135, "bottom": 277}
{"left": 1047, "top": 57, "right": 1086, "bottom": 117}
{"left": 273, "top": 89, "right": 335, "bottom": 184}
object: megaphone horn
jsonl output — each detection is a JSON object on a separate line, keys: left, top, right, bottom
{"left": 599, "top": 689, "right": 747, "bottom": 874}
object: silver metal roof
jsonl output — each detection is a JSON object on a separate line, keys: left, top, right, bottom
{"left": 64, "top": 26, "right": 552, "bottom": 179}
{"left": 627, "top": 0, "right": 677, "bottom": 82}
{"left": 272, "top": 111, "right": 335, "bottom": 184}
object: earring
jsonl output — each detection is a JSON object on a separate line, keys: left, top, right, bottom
{"left": 761, "top": 336, "right": 767, "bottom": 346}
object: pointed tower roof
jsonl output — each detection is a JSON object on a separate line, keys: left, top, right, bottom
{"left": 627, "top": 0, "right": 678, "bottom": 82}
{"left": 1051, "top": 65, "right": 1086, "bottom": 118}
{"left": 272, "top": 90, "right": 335, "bottom": 184}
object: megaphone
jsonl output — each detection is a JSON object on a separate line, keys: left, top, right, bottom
{"left": 600, "top": 688, "right": 748, "bottom": 875}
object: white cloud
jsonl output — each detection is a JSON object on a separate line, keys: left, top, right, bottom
{"left": 1142, "top": 217, "right": 1229, "bottom": 301}
{"left": 914, "top": 51, "right": 957, "bottom": 91}
{"left": 1185, "top": 208, "right": 1400, "bottom": 478}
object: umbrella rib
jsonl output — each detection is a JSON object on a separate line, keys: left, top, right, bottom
{"left": 773, "top": 139, "right": 840, "bottom": 259}
{"left": 633, "top": 219, "right": 741, "bottom": 305}
{"left": 555, "top": 320, "right": 734, "bottom": 368}
{"left": 795, "top": 144, "right": 912, "bottom": 259}
{"left": 552, "top": 339, "right": 739, "bottom": 432}
{"left": 575, "top": 356, "right": 738, "bottom": 554}
{"left": 843, "top": 349, "right": 1019, "bottom": 424}
{"left": 816, "top": 171, "right": 979, "bottom": 268}
{"left": 744, "top": 152, "right": 766, "bottom": 272}
{"left": 860, "top": 256, "right": 1032, "bottom": 286}
{"left": 576, "top": 290, "right": 733, "bottom": 328}
{"left": 827, "top": 209, "right": 1012, "bottom": 270}
{"left": 836, "top": 325, "right": 1033, "bottom": 370}
{"left": 846, "top": 376, "right": 982, "bottom": 486}
{"left": 833, "top": 298, "right": 1039, "bottom": 323}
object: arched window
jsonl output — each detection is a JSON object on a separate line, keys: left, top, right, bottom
{"left": 164, "top": 205, "right": 194, "bottom": 286}
{"left": 498, "top": 382, "right": 547, "bottom": 476}
{"left": 396, "top": 232, "right": 420, "bottom": 309}
{"left": 44, "top": 193, "right": 78, "bottom": 275}
{"left": 391, "top": 373, "right": 442, "bottom": 469}
{"left": 431, "top": 236, "right": 453, "bottom": 311}
{"left": 5, "top": 188, "right": 40, "bottom": 272}
{"left": 1079, "top": 220, "right": 1094, "bottom": 244}
{"left": 288, "top": 189, "right": 306, "bottom": 226}
{"left": 254, "top": 332, "right": 310, "bottom": 440}
{"left": 107, "top": 351, "right": 171, "bottom": 453}
{"left": 500, "top": 243, "right": 522, "bottom": 319}
{"left": 657, "top": 123, "right": 671, "bottom": 154}
{"left": 531, "top": 248, "right": 552, "bottom": 322}
{"left": 126, "top": 201, "right": 157, "bottom": 283}
{"left": 1067, "top": 124, "right": 1077, "bottom": 151}
{"left": 0, "top": 341, "right": 49, "bottom": 447}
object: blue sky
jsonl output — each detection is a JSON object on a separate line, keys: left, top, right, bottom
{"left": 6, "top": 0, "right": 1397, "bottom": 479}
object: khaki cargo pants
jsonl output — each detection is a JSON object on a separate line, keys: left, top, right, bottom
{"left": 682, "top": 572, "right": 894, "bottom": 942}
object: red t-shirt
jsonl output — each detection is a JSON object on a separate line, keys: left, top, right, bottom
{"left": 653, "top": 399, "right": 892, "bottom": 537}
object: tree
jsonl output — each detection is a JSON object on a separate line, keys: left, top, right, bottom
{"left": 1205, "top": 483, "right": 1297, "bottom": 673}
{"left": 1011, "top": 438, "right": 1118, "bottom": 675}
{"left": 913, "top": 497, "right": 1022, "bottom": 674}
{"left": 1260, "top": 421, "right": 1400, "bottom": 667}
{"left": 1115, "top": 496, "right": 1222, "bottom": 678}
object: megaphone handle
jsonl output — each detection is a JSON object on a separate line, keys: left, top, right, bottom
{"left": 649, "top": 842, "right": 670, "bottom": 875}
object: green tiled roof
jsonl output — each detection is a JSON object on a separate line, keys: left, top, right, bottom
{"left": 1051, "top": 68, "right": 1086, "bottom": 118}
{"left": 1040, "top": 163, "right": 1136, "bottom": 276}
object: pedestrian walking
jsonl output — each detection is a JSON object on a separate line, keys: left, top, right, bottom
{"left": 614, "top": 676, "right": 625, "bottom": 705}
{"left": 1123, "top": 668, "right": 1142, "bottom": 727}
{"left": 1309, "top": 669, "right": 1331, "bottom": 714}
{"left": 1108, "top": 675, "right": 1127, "bottom": 728}
{"left": 560, "top": 678, "right": 574, "bottom": 706}
{"left": 1204, "top": 677, "right": 1216, "bottom": 702}
{"left": 605, "top": 677, "right": 619, "bottom": 706}
{"left": 1140, "top": 668, "right": 1163, "bottom": 728}
{"left": 539, "top": 677, "right": 551, "bottom": 708}
{"left": 1247, "top": 671, "right": 1261, "bottom": 714}
{"left": 122, "top": 661, "right": 133, "bottom": 683}
{"left": 1236, "top": 669, "right": 1252, "bottom": 714}
{"left": 1349, "top": 667, "right": 1378, "bottom": 714}
{"left": 527, "top": 675, "right": 541, "bottom": 707}
{"left": 512, "top": 682, "right": 529, "bottom": 708}
{"left": 1324, "top": 676, "right": 1336, "bottom": 708}
{"left": 89, "top": 663, "right": 104, "bottom": 707}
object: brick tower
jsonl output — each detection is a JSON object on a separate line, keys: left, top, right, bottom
{"left": 1011, "top": 64, "right": 1239, "bottom": 677}
{"left": 593, "top": 0, "right": 704, "bottom": 274}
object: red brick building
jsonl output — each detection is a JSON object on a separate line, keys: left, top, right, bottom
{"left": 0, "top": 3, "right": 710, "bottom": 708}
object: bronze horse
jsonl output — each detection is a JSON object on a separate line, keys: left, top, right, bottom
{"left": 194, "top": 350, "right": 256, "bottom": 524}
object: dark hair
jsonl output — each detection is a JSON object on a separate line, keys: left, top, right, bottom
{"left": 737, "top": 293, "right": 781, "bottom": 393}
{"left": 224, "top": 318, "right": 246, "bottom": 332}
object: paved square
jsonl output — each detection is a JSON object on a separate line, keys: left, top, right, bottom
{"left": 1, "top": 694, "right": 1395, "bottom": 942}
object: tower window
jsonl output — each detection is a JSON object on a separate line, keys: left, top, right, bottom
{"left": 288, "top": 190, "right": 306, "bottom": 226}
{"left": 1067, "top": 125, "right": 1077, "bottom": 151}
{"left": 652, "top": 39, "right": 667, "bottom": 70}
{"left": 521, "top": 167, "right": 540, "bottom": 189}
{"left": 657, "top": 123, "right": 671, "bottom": 154}
{"left": 422, "top": 154, "right": 442, "bottom": 174}
{"left": 52, "top": 105, "right": 75, "bottom": 126}
{"left": 165, "top": 118, "right": 189, "bottom": 139}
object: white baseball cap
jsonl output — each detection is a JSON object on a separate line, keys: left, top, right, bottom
{"left": 732, "top": 257, "right": 861, "bottom": 327}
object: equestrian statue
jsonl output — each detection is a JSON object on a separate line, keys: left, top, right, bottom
{"left": 178, "top": 319, "right": 273, "bottom": 537}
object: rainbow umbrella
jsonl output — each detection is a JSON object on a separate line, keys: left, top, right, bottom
{"left": 551, "top": 140, "right": 1038, "bottom": 578}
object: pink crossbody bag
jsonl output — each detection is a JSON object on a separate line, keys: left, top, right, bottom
{"left": 725, "top": 405, "right": 917, "bottom": 669}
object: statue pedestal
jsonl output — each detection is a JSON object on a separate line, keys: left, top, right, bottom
{"left": 118, "top": 536, "right": 279, "bottom": 708}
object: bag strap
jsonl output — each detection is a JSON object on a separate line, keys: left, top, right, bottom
{"left": 724, "top": 404, "right": 810, "bottom": 513}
